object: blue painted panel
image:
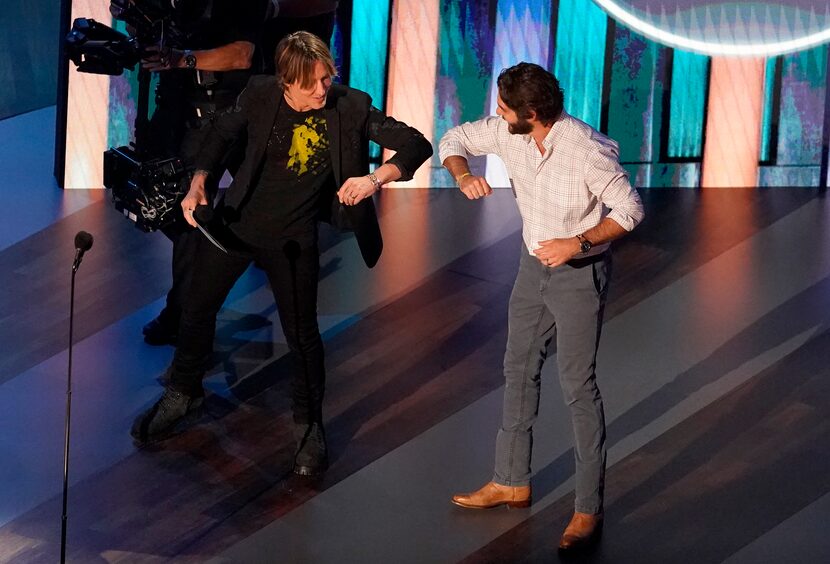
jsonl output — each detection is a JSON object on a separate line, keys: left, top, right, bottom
{"left": 433, "top": 0, "right": 497, "bottom": 186}
{"left": 777, "top": 44, "right": 827, "bottom": 166}
{"left": 491, "top": 0, "right": 552, "bottom": 80}
{"left": 485, "top": 0, "right": 552, "bottom": 185}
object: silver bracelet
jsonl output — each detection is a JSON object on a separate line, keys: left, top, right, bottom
{"left": 367, "top": 172, "right": 382, "bottom": 191}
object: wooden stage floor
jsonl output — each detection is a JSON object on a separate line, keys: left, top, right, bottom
{"left": 1, "top": 108, "right": 829, "bottom": 563}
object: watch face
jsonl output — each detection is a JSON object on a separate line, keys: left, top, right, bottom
{"left": 581, "top": 240, "right": 592, "bottom": 253}
{"left": 185, "top": 54, "right": 197, "bottom": 69}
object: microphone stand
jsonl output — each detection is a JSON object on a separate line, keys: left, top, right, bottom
{"left": 60, "top": 259, "right": 81, "bottom": 563}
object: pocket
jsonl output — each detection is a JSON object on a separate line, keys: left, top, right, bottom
{"left": 591, "top": 257, "right": 611, "bottom": 296}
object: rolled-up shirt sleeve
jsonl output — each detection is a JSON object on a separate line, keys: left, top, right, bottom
{"left": 585, "top": 140, "right": 644, "bottom": 231}
{"left": 438, "top": 116, "right": 503, "bottom": 163}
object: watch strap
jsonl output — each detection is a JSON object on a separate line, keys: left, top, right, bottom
{"left": 184, "top": 50, "right": 197, "bottom": 69}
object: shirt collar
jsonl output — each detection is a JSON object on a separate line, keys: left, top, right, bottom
{"left": 519, "top": 111, "right": 569, "bottom": 150}
{"left": 544, "top": 111, "right": 569, "bottom": 149}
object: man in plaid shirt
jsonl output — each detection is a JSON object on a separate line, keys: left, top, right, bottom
{"left": 440, "top": 62, "right": 644, "bottom": 552}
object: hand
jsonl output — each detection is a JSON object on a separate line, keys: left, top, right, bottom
{"left": 458, "top": 174, "right": 492, "bottom": 200}
{"left": 533, "top": 237, "right": 581, "bottom": 268}
{"left": 141, "top": 45, "right": 184, "bottom": 72}
{"left": 181, "top": 173, "right": 209, "bottom": 227}
{"left": 338, "top": 175, "right": 377, "bottom": 206}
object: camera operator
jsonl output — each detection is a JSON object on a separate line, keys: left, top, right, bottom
{"left": 114, "top": 0, "right": 268, "bottom": 345}
{"left": 261, "top": 0, "right": 338, "bottom": 74}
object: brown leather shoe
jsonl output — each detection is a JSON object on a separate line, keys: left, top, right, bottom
{"left": 451, "top": 481, "right": 531, "bottom": 509}
{"left": 558, "top": 512, "right": 604, "bottom": 551}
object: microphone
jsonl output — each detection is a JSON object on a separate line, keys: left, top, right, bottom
{"left": 193, "top": 204, "right": 214, "bottom": 225}
{"left": 72, "top": 231, "right": 94, "bottom": 272}
{"left": 62, "top": 229, "right": 93, "bottom": 562}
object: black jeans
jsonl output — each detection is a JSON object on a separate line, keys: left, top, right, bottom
{"left": 169, "top": 233, "right": 325, "bottom": 424}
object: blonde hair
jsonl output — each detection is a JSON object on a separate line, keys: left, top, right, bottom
{"left": 275, "top": 31, "right": 338, "bottom": 89}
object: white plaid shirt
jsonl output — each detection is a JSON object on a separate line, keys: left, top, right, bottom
{"left": 439, "top": 112, "right": 644, "bottom": 256}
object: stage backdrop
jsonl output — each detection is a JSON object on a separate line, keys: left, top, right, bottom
{"left": 56, "top": 0, "right": 830, "bottom": 189}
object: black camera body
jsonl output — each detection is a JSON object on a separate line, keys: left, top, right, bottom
{"left": 104, "top": 147, "right": 189, "bottom": 232}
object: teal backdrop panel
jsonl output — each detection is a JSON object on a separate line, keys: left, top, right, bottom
{"left": 666, "top": 49, "right": 708, "bottom": 159}
{"left": 349, "top": 0, "right": 391, "bottom": 110}
{"left": 349, "top": 0, "right": 392, "bottom": 160}
{"left": 553, "top": 0, "right": 607, "bottom": 129}
{"left": 760, "top": 57, "right": 778, "bottom": 163}
{"left": 606, "top": 26, "right": 661, "bottom": 165}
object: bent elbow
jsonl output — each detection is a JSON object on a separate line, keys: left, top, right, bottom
{"left": 420, "top": 137, "right": 434, "bottom": 160}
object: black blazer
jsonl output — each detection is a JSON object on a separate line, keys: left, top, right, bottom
{"left": 195, "top": 76, "right": 433, "bottom": 267}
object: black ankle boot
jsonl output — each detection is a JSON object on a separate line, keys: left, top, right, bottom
{"left": 131, "top": 388, "right": 203, "bottom": 444}
{"left": 293, "top": 422, "right": 328, "bottom": 476}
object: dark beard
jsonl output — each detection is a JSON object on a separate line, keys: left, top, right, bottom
{"left": 507, "top": 117, "right": 533, "bottom": 135}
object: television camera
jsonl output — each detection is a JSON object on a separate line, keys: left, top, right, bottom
{"left": 65, "top": 1, "right": 207, "bottom": 231}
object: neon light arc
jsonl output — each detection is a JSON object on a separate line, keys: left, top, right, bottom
{"left": 593, "top": 0, "right": 830, "bottom": 56}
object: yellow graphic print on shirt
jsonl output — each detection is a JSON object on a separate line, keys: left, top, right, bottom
{"left": 287, "top": 116, "right": 328, "bottom": 176}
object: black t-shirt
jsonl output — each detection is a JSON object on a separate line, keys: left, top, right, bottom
{"left": 158, "top": 0, "right": 266, "bottom": 104}
{"left": 231, "top": 102, "right": 335, "bottom": 247}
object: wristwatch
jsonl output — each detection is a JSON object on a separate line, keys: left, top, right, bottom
{"left": 183, "top": 50, "right": 197, "bottom": 69}
{"left": 576, "top": 233, "right": 592, "bottom": 254}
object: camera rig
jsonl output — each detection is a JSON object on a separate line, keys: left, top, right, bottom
{"left": 65, "top": 1, "right": 202, "bottom": 232}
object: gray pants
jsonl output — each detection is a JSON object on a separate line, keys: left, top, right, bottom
{"left": 494, "top": 246, "right": 611, "bottom": 515}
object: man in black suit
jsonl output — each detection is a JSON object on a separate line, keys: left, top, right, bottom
{"left": 131, "top": 32, "right": 433, "bottom": 477}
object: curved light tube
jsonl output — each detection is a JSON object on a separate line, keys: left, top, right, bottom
{"left": 593, "top": 0, "right": 830, "bottom": 56}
